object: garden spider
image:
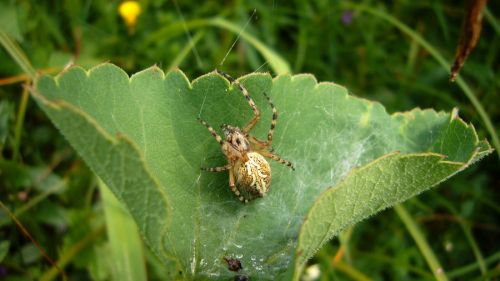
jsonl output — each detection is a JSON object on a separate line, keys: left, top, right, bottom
{"left": 198, "top": 70, "right": 294, "bottom": 203}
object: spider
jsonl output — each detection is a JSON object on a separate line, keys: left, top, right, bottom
{"left": 198, "top": 69, "right": 294, "bottom": 203}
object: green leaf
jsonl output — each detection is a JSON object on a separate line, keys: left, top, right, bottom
{"left": 33, "top": 64, "right": 491, "bottom": 279}
{"left": 100, "top": 179, "right": 147, "bottom": 281}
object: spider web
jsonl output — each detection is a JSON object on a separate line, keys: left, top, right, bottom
{"left": 164, "top": 70, "right": 400, "bottom": 279}
{"left": 33, "top": 3, "right": 489, "bottom": 278}
{"left": 159, "top": 7, "right": 396, "bottom": 277}
{"left": 36, "top": 63, "right": 468, "bottom": 279}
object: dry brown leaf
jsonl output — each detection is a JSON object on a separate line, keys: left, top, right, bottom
{"left": 450, "top": 0, "right": 488, "bottom": 82}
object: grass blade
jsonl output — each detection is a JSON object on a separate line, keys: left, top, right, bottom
{"left": 99, "top": 178, "right": 148, "bottom": 281}
{"left": 433, "top": 195, "right": 487, "bottom": 276}
{"left": 12, "top": 86, "right": 30, "bottom": 162}
{"left": 39, "top": 225, "right": 105, "bottom": 281}
{"left": 167, "top": 31, "right": 205, "bottom": 71}
{"left": 208, "top": 17, "right": 291, "bottom": 74}
{"left": 448, "top": 251, "right": 500, "bottom": 279}
{"left": 144, "top": 17, "right": 291, "bottom": 74}
{"left": 0, "top": 30, "right": 36, "bottom": 79}
{"left": 395, "top": 204, "right": 448, "bottom": 281}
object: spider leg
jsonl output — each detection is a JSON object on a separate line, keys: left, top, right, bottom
{"left": 248, "top": 137, "right": 276, "bottom": 155}
{"left": 198, "top": 118, "right": 224, "bottom": 146}
{"left": 262, "top": 92, "right": 277, "bottom": 146}
{"left": 201, "top": 165, "right": 230, "bottom": 172}
{"left": 244, "top": 92, "right": 278, "bottom": 149}
{"left": 215, "top": 69, "right": 260, "bottom": 134}
{"left": 229, "top": 167, "right": 248, "bottom": 203}
{"left": 248, "top": 136, "right": 268, "bottom": 149}
{"left": 259, "top": 150, "right": 295, "bottom": 170}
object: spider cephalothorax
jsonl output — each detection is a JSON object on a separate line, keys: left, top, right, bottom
{"left": 221, "top": 124, "right": 251, "bottom": 161}
{"left": 199, "top": 70, "right": 294, "bottom": 203}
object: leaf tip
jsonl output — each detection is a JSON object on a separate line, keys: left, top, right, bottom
{"left": 151, "top": 63, "right": 165, "bottom": 73}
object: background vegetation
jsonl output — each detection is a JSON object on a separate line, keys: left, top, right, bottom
{"left": 0, "top": 0, "right": 498, "bottom": 280}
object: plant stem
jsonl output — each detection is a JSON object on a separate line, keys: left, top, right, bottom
{"left": 144, "top": 17, "right": 291, "bottom": 74}
{"left": 433, "top": 196, "right": 487, "bottom": 276}
{"left": 12, "top": 86, "right": 30, "bottom": 161}
{"left": 167, "top": 31, "right": 205, "bottom": 71}
{"left": 208, "top": 17, "right": 291, "bottom": 74}
{"left": 0, "top": 31, "right": 36, "bottom": 79}
{"left": 484, "top": 8, "right": 500, "bottom": 36}
{"left": 395, "top": 204, "right": 448, "bottom": 281}
{"left": 448, "top": 251, "right": 500, "bottom": 279}
{"left": 39, "top": 225, "right": 105, "bottom": 281}
{"left": 334, "top": 260, "right": 372, "bottom": 281}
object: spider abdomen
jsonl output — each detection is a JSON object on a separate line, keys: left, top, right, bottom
{"left": 233, "top": 152, "right": 271, "bottom": 200}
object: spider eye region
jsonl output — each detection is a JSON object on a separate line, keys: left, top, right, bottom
{"left": 222, "top": 124, "right": 234, "bottom": 140}
{"left": 232, "top": 135, "right": 249, "bottom": 152}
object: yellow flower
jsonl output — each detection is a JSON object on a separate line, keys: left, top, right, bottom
{"left": 119, "top": 1, "right": 141, "bottom": 33}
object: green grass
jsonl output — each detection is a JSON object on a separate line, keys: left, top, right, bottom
{"left": 0, "top": 1, "right": 498, "bottom": 280}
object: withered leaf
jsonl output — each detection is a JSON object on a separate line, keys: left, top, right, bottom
{"left": 450, "top": 0, "right": 488, "bottom": 82}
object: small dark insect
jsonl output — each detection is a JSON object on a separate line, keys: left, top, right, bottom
{"left": 199, "top": 70, "right": 294, "bottom": 203}
{"left": 223, "top": 256, "right": 242, "bottom": 272}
